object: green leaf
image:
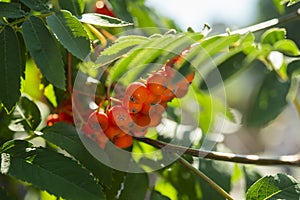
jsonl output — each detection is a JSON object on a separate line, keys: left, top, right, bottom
{"left": 2, "top": 145, "right": 104, "bottom": 200}
{"left": 41, "top": 122, "right": 112, "bottom": 186}
{"left": 22, "top": 16, "right": 65, "bottom": 89}
{"left": 104, "top": 170, "right": 126, "bottom": 199}
{"left": 200, "top": 52, "right": 247, "bottom": 89}
{"left": 150, "top": 190, "right": 171, "bottom": 200}
{"left": 246, "top": 173, "right": 300, "bottom": 200}
{"left": 273, "top": 0, "right": 286, "bottom": 13}
{"left": 20, "top": 0, "right": 50, "bottom": 12}
{"left": 46, "top": 10, "right": 90, "bottom": 60}
{"left": 281, "top": 0, "right": 300, "bottom": 6}
{"left": 13, "top": 96, "right": 41, "bottom": 131}
{"left": 198, "top": 159, "right": 233, "bottom": 200}
{"left": 243, "top": 166, "right": 262, "bottom": 192}
{"left": 246, "top": 71, "right": 290, "bottom": 127}
{"left": 158, "top": 162, "right": 202, "bottom": 199}
{"left": 0, "top": 26, "right": 21, "bottom": 112}
{"left": 0, "top": 2, "right": 26, "bottom": 18}
{"left": 0, "top": 186, "right": 13, "bottom": 200}
{"left": 274, "top": 39, "right": 300, "bottom": 56}
{"left": 16, "top": 31, "right": 26, "bottom": 79}
{"left": 95, "top": 35, "right": 149, "bottom": 67}
{"left": 119, "top": 172, "right": 149, "bottom": 200}
{"left": 77, "top": 13, "right": 133, "bottom": 27}
{"left": 58, "top": 0, "right": 85, "bottom": 16}
{"left": 261, "top": 28, "right": 286, "bottom": 45}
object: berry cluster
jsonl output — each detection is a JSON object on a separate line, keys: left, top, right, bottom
{"left": 46, "top": 98, "right": 74, "bottom": 126}
{"left": 83, "top": 57, "right": 195, "bottom": 149}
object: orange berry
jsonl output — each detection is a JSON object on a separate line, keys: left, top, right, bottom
{"left": 125, "top": 82, "right": 149, "bottom": 104}
{"left": 108, "top": 105, "right": 131, "bottom": 128}
{"left": 131, "top": 127, "right": 148, "bottom": 137}
{"left": 114, "top": 134, "right": 133, "bottom": 149}
{"left": 87, "top": 111, "right": 109, "bottom": 131}
{"left": 185, "top": 71, "right": 195, "bottom": 83}
{"left": 131, "top": 113, "right": 151, "bottom": 128}
{"left": 144, "top": 92, "right": 161, "bottom": 105}
{"left": 174, "top": 79, "right": 189, "bottom": 98}
{"left": 140, "top": 104, "right": 151, "bottom": 115}
{"left": 122, "top": 95, "right": 143, "bottom": 114}
{"left": 104, "top": 124, "right": 122, "bottom": 140}
{"left": 161, "top": 88, "right": 175, "bottom": 102}
{"left": 146, "top": 73, "right": 167, "bottom": 96}
{"left": 96, "top": 111, "right": 109, "bottom": 131}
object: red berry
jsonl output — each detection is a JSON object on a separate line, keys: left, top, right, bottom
{"left": 46, "top": 114, "right": 60, "bottom": 126}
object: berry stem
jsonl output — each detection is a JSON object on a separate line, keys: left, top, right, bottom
{"left": 85, "top": 23, "right": 107, "bottom": 48}
{"left": 177, "top": 156, "right": 234, "bottom": 200}
{"left": 134, "top": 137, "right": 300, "bottom": 166}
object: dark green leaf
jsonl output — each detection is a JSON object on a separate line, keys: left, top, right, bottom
{"left": 243, "top": 166, "right": 262, "bottom": 192}
{"left": 22, "top": 16, "right": 65, "bottom": 89}
{"left": 78, "top": 13, "right": 133, "bottom": 27}
{"left": 0, "top": 2, "right": 26, "bottom": 18}
{"left": 274, "top": 39, "right": 300, "bottom": 56}
{"left": 0, "top": 26, "right": 21, "bottom": 112}
{"left": 0, "top": 140, "right": 32, "bottom": 157}
{"left": 246, "top": 71, "right": 290, "bottom": 127}
{"left": 13, "top": 96, "right": 41, "bottom": 131}
{"left": 20, "top": 0, "right": 50, "bottom": 12}
{"left": 150, "top": 190, "right": 171, "bottom": 200}
{"left": 0, "top": 186, "right": 13, "bottom": 200}
{"left": 42, "top": 122, "right": 112, "bottom": 186}
{"left": 159, "top": 162, "right": 202, "bottom": 199}
{"left": 58, "top": 0, "right": 85, "bottom": 16}
{"left": 16, "top": 31, "right": 26, "bottom": 79}
{"left": 261, "top": 28, "right": 286, "bottom": 45}
{"left": 198, "top": 159, "right": 232, "bottom": 200}
{"left": 2, "top": 146, "right": 104, "bottom": 200}
{"left": 246, "top": 173, "right": 300, "bottom": 200}
{"left": 46, "top": 10, "right": 91, "bottom": 60}
{"left": 200, "top": 52, "right": 247, "bottom": 89}
{"left": 104, "top": 170, "right": 126, "bottom": 199}
{"left": 119, "top": 172, "right": 149, "bottom": 200}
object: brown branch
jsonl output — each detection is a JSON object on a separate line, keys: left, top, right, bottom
{"left": 134, "top": 137, "right": 300, "bottom": 166}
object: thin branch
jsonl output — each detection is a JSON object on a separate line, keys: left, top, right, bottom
{"left": 221, "top": 8, "right": 300, "bottom": 35}
{"left": 134, "top": 137, "right": 300, "bottom": 166}
{"left": 67, "top": 52, "right": 73, "bottom": 95}
{"left": 177, "top": 156, "right": 234, "bottom": 200}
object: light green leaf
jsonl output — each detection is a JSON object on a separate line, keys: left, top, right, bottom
{"left": 58, "top": 0, "right": 85, "bottom": 16}
{"left": 46, "top": 10, "right": 91, "bottom": 60}
{"left": 78, "top": 13, "right": 133, "bottom": 27}
{"left": 20, "top": 0, "right": 50, "bottom": 12}
{"left": 274, "top": 39, "right": 300, "bottom": 56}
{"left": 95, "top": 35, "right": 149, "bottom": 67}
{"left": 42, "top": 122, "right": 112, "bottom": 186}
{"left": 246, "top": 173, "right": 300, "bottom": 200}
{"left": 0, "top": 25, "right": 21, "bottom": 112}
{"left": 261, "top": 28, "right": 286, "bottom": 45}
{"left": 22, "top": 16, "right": 65, "bottom": 89}
{"left": 0, "top": 2, "right": 26, "bottom": 18}
{"left": 243, "top": 166, "right": 262, "bottom": 192}
{"left": 2, "top": 143, "right": 104, "bottom": 200}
